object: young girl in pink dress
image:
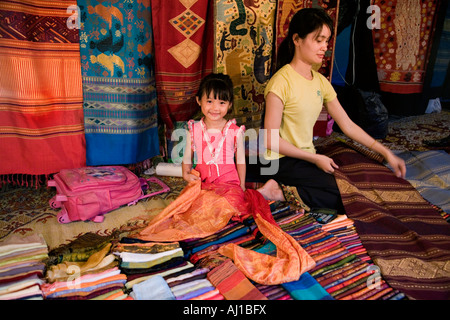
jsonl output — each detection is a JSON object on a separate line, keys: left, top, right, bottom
{"left": 182, "top": 73, "right": 246, "bottom": 191}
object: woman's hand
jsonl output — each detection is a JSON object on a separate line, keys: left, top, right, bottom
{"left": 384, "top": 152, "right": 407, "bottom": 179}
{"left": 313, "top": 154, "right": 339, "bottom": 174}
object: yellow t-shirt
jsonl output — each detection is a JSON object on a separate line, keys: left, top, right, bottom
{"left": 264, "top": 64, "right": 337, "bottom": 160}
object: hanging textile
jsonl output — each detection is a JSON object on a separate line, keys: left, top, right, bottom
{"left": 274, "top": 0, "right": 340, "bottom": 137}
{"left": 0, "top": 0, "right": 86, "bottom": 184}
{"left": 372, "top": 0, "right": 440, "bottom": 94}
{"left": 321, "top": 141, "right": 450, "bottom": 300}
{"left": 78, "top": 0, "right": 159, "bottom": 166}
{"left": 214, "top": 0, "right": 277, "bottom": 131}
{"left": 151, "top": 0, "right": 214, "bottom": 134}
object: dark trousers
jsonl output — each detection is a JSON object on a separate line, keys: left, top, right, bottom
{"left": 246, "top": 156, "right": 345, "bottom": 213}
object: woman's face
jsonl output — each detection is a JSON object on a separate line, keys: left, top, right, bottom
{"left": 293, "top": 24, "right": 331, "bottom": 65}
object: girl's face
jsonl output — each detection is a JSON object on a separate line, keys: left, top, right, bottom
{"left": 197, "top": 92, "right": 231, "bottom": 123}
{"left": 293, "top": 24, "right": 331, "bottom": 66}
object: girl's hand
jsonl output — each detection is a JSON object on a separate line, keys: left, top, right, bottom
{"left": 313, "top": 154, "right": 339, "bottom": 174}
{"left": 183, "top": 171, "right": 200, "bottom": 183}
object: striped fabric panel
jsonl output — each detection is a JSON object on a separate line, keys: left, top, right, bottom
{"left": 0, "top": 0, "right": 85, "bottom": 178}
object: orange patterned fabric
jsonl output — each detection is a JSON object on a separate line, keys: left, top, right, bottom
{"left": 138, "top": 170, "right": 315, "bottom": 285}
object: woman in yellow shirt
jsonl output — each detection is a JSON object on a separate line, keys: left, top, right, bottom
{"left": 254, "top": 8, "right": 406, "bottom": 212}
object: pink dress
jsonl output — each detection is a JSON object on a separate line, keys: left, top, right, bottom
{"left": 188, "top": 118, "right": 245, "bottom": 185}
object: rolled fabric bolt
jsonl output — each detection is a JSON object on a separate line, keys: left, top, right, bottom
{"left": 155, "top": 162, "right": 183, "bottom": 177}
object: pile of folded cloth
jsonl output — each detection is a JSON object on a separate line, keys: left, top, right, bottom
{"left": 0, "top": 234, "right": 49, "bottom": 300}
{"left": 265, "top": 205, "right": 406, "bottom": 300}
{"left": 116, "top": 239, "right": 222, "bottom": 300}
{"left": 42, "top": 242, "right": 128, "bottom": 300}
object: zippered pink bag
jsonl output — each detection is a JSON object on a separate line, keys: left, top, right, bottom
{"left": 48, "top": 166, "right": 170, "bottom": 224}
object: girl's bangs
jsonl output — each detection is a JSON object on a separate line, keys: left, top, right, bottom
{"left": 205, "top": 80, "right": 232, "bottom": 102}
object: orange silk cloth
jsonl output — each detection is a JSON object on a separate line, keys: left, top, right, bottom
{"left": 137, "top": 171, "right": 316, "bottom": 285}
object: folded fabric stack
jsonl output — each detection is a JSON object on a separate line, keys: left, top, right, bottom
{"left": 42, "top": 266, "right": 127, "bottom": 300}
{"left": 321, "top": 215, "right": 370, "bottom": 262}
{"left": 182, "top": 221, "right": 256, "bottom": 258}
{"left": 43, "top": 242, "right": 128, "bottom": 300}
{"left": 0, "top": 234, "right": 48, "bottom": 300}
{"left": 176, "top": 204, "right": 297, "bottom": 300}
{"left": 116, "top": 240, "right": 203, "bottom": 300}
{"left": 116, "top": 240, "right": 185, "bottom": 276}
{"left": 167, "top": 266, "right": 218, "bottom": 300}
{"left": 271, "top": 206, "right": 406, "bottom": 300}
{"left": 281, "top": 272, "right": 333, "bottom": 300}
{"left": 254, "top": 283, "right": 292, "bottom": 300}
{"left": 125, "top": 259, "right": 222, "bottom": 300}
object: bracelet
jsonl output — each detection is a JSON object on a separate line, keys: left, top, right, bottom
{"left": 369, "top": 139, "right": 377, "bottom": 149}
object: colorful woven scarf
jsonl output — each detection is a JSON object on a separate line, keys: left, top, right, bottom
{"left": 207, "top": 259, "right": 268, "bottom": 300}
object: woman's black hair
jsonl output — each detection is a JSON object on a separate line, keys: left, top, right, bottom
{"left": 196, "top": 73, "right": 234, "bottom": 105}
{"left": 276, "top": 8, "right": 334, "bottom": 71}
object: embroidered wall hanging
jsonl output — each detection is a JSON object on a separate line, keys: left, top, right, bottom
{"left": 214, "top": 0, "right": 277, "bottom": 131}
{"left": 151, "top": 0, "right": 214, "bottom": 135}
{"left": 372, "top": 0, "right": 439, "bottom": 94}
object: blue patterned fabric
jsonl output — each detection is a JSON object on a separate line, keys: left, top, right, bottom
{"left": 78, "top": 0, "right": 159, "bottom": 165}
{"left": 282, "top": 272, "right": 334, "bottom": 300}
{"left": 393, "top": 150, "right": 450, "bottom": 214}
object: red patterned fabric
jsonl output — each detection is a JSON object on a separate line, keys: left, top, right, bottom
{"left": 0, "top": 1, "right": 86, "bottom": 183}
{"left": 151, "top": 0, "right": 214, "bottom": 133}
{"left": 372, "top": 0, "right": 440, "bottom": 94}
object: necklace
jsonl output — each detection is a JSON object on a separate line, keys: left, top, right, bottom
{"left": 200, "top": 119, "right": 232, "bottom": 177}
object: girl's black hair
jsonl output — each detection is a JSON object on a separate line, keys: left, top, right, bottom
{"left": 276, "top": 8, "right": 334, "bottom": 71}
{"left": 196, "top": 73, "right": 234, "bottom": 105}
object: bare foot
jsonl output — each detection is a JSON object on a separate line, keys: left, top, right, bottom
{"left": 257, "top": 179, "right": 285, "bottom": 201}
